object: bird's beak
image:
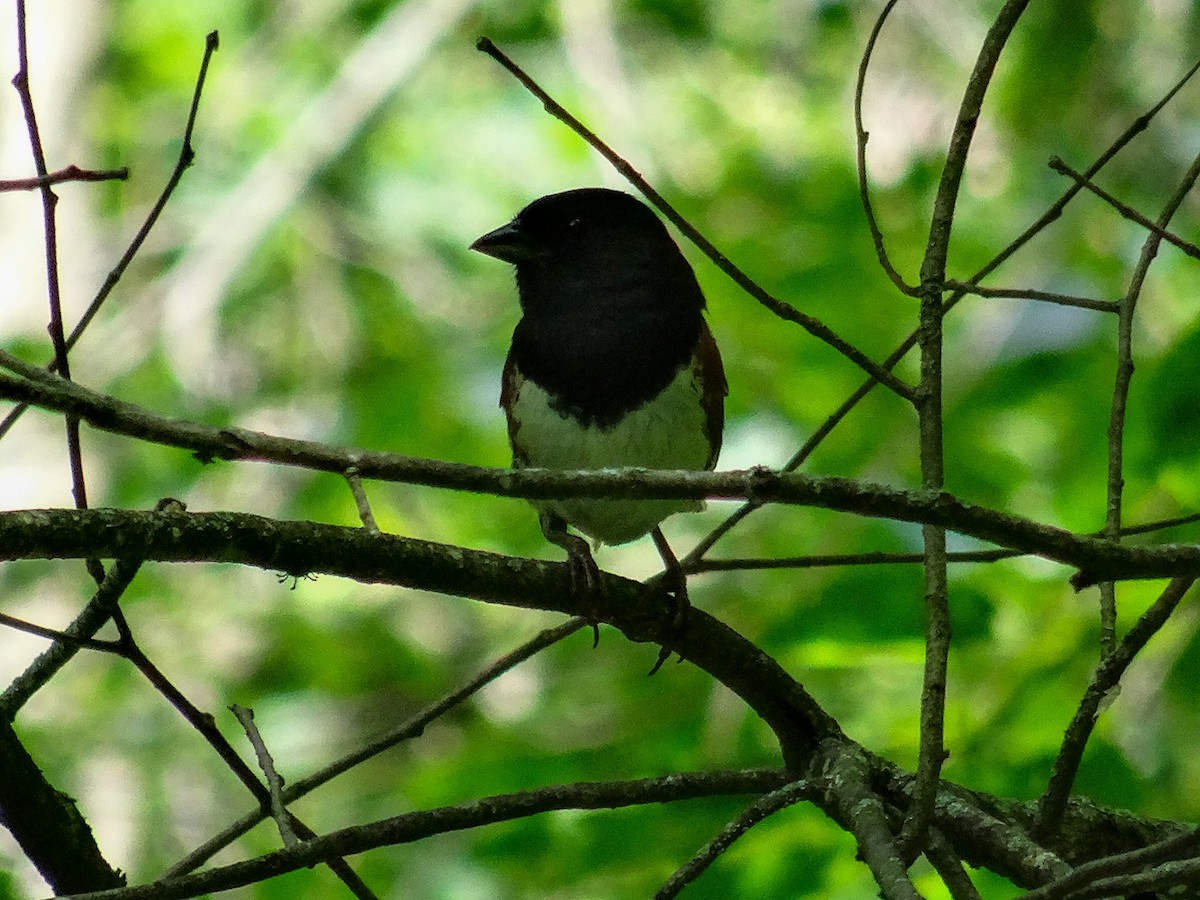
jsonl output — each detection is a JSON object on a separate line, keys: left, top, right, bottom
{"left": 470, "top": 220, "right": 545, "bottom": 263}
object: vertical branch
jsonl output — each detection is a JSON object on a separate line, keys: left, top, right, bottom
{"left": 0, "top": 29, "right": 218, "bottom": 444}
{"left": 1036, "top": 149, "right": 1200, "bottom": 838}
{"left": 684, "top": 36, "right": 1200, "bottom": 574}
{"left": 12, "top": 0, "right": 101, "bottom": 581}
{"left": 1098, "top": 149, "right": 1200, "bottom": 650}
{"left": 901, "top": 0, "right": 1032, "bottom": 855}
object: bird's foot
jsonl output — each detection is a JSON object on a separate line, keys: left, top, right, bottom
{"left": 652, "top": 528, "right": 691, "bottom": 676}
{"left": 541, "top": 513, "right": 604, "bottom": 647}
{"left": 564, "top": 541, "right": 603, "bottom": 648}
{"left": 648, "top": 550, "right": 691, "bottom": 676}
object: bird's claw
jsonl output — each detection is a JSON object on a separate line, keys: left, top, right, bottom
{"left": 648, "top": 569, "right": 690, "bottom": 676}
{"left": 565, "top": 544, "right": 603, "bottom": 647}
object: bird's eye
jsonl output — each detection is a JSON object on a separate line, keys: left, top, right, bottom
{"left": 567, "top": 217, "right": 582, "bottom": 229}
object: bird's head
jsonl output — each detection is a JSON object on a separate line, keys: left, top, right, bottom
{"left": 471, "top": 188, "right": 701, "bottom": 321}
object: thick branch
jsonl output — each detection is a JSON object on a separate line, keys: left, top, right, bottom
{"left": 0, "top": 507, "right": 838, "bottom": 762}
{"left": 0, "top": 716, "right": 124, "bottom": 892}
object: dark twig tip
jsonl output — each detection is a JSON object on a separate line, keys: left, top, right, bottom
{"left": 476, "top": 36, "right": 495, "bottom": 53}
{"left": 206, "top": 30, "right": 219, "bottom": 51}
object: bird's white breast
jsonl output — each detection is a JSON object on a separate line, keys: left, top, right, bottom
{"left": 509, "top": 361, "right": 711, "bottom": 545}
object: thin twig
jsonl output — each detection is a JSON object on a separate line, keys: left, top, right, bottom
{"left": 682, "top": 52, "right": 1200, "bottom": 569}
{"left": 345, "top": 468, "right": 380, "bottom": 533}
{"left": 1021, "top": 824, "right": 1200, "bottom": 900}
{"left": 0, "top": 611, "right": 119, "bottom": 652}
{"left": 1049, "top": 156, "right": 1200, "bottom": 261}
{"left": 70, "top": 771, "right": 791, "bottom": 900}
{"left": 1035, "top": 577, "right": 1195, "bottom": 838}
{"left": 0, "top": 164, "right": 128, "bottom": 192}
{"left": 0, "top": 557, "right": 142, "bottom": 718}
{"left": 1098, "top": 148, "right": 1200, "bottom": 655}
{"left": 230, "top": 705, "right": 298, "bottom": 848}
{"left": 654, "top": 779, "right": 812, "bottom": 899}
{"left": 693, "top": 508, "right": 1200, "bottom": 573}
{"left": 855, "top": 0, "right": 919, "bottom": 296}
{"left": 13, "top": 0, "right": 98, "bottom": 582}
{"left": 112, "top": 611, "right": 377, "bottom": 898}
{"left": 0, "top": 30, "right": 219, "bottom": 443}
{"left": 476, "top": 36, "right": 917, "bottom": 404}
{"left": 692, "top": 548, "right": 1016, "bottom": 572}
{"left": 168, "top": 618, "right": 587, "bottom": 875}
{"left": 943, "top": 280, "right": 1119, "bottom": 313}
{"left": 925, "top": 828, "right": 983, "bottom": 900}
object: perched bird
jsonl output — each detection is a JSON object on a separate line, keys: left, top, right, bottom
{"left": 471, "top": 188, "right": 726, "bottom": 665}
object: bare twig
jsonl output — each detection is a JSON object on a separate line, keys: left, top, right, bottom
{"left": 943, "top": 280, "right": 1119, "bottom": 313}
{"left": 1097, "top": 149, "right": 1200, "bottom": 652}
{"left": 682, "top": 52, "right": 1200, "bottom": 569}
{"left": 344, "top": 468, "right": 380, "bottom": 533}
{"left": 62, "top": 771, "right": 790, "bottom": 900}
{"left": 1022, "top": 824, "right": 1200, "bottom": 900}
{"left": 925, "top": 828, "right": 983, "bottom": 900}
{"left": 654, "top": 780, "right": 812, "bottom": 899}
{"left": 476, "top": 36, "right": 917, "bottom": 404}
{"left": 230, "top": 705, "right": 299, "bottom": 848}
{"left": 168, "top": 618, "right": 587, "bottom": 875}
{"left": 1049, "top": 156, "right": 1200, "bottom": 261}
{"left": 0, "top": 611, "right": 119, "bottom": 653}
{"left": 13, "top": 0, "right": 96, "bottom": 580}
{"left": 1048, "top": 857, "right": 1200, "bottom": 900}
{"left": 1035, "top": 577, "right": 1196, "bottom": 839}
{"left": 111, "top": 611, "right": 377, "bottom": 898}
{"left": 691, "top": 548, "right": 1016, "bottom": 572}
{"left": 0, "top": 30, "right": 219, "bottom": 443}
{"left": 855, "top": 0, "right": 919, "bottom": 296}
{"left": 0, "top": 557, "right": 142, "bottom": 718}
{"left": 693, "top": 507, "right": 1200, "bottom": 573}
{"left": 0, "top": 164, "right": 128, "bottom": 192}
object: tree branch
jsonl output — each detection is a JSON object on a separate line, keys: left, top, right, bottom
{"left": 0, "top": 164, "right": 128, "bottom": 192}
{"left": 0, "top": 716, "right": 124, "bottom": 893}
{"left": 904, "top": 0, "right": 1032, "bottom": 853}
{"left": 476, "top": 36, "right": 918, "bottom": 404}
{"left": 55, "top": 772, "right": 792, "bottom": 900}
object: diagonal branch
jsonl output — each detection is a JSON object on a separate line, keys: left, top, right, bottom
{"left": 1049, "top": 156, "right": 1200, "bottom": 261}
{"left": 903, "top": 0, "right": 1032, "bottom": 854}
{"left": 1035, "top": 577, "right": 1196, "bottom": 839}
{"left": 683, "top": 51, "right": 1200, "bottom": 569}
{"left": 0, "top": 29, "right": 219, "bottom": 444}
{"left": 168, "top": 618, "right": 586, "bottom": 876}
{"left": 476, "top": 36, "right": 917, "bottom": 404}
{"left": 855, "top": 0, "right": 919, "bottom": 296}
{"left": 0, "top": 716, "right": 125, "bottom": 893}
{"left": 655, "top": 779, "right": 812, "bottom": 899}
{"left": 51, "top": 771, "right": 791, "bottom": 900}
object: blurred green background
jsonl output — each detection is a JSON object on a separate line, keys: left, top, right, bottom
{"left": 2, "top": 0, "right": 1200, "bottom": 897}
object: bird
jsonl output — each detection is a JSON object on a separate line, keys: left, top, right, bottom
{"left": 471, "top": 187, "right": 726, "bottom": 670}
